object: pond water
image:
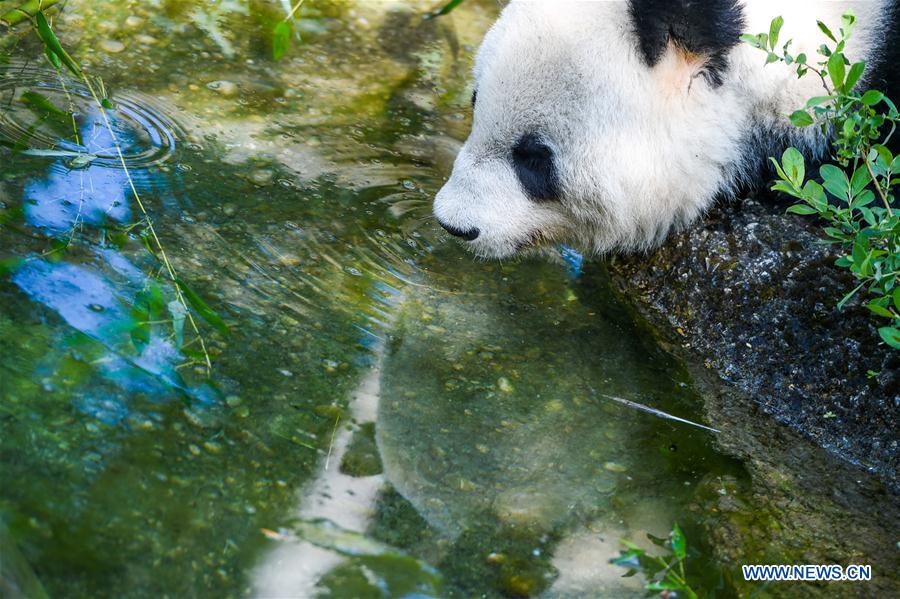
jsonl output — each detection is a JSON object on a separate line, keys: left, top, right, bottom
{"left": 1, "top": 2, "right": 898, "bottom": 598}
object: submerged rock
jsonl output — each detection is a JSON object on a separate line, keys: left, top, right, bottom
{"left": 340, "top": 422, "right": 383, "bottom": 477}
{"left": 99, "top": 39, "right": 125, "bottom": 54}
{"left": 608, "top": 196, "right": 899, "bottom": 490}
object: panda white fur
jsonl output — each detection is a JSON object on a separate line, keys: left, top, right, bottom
{"left": 433, "top": 0, "right": 900, "bottom": 258}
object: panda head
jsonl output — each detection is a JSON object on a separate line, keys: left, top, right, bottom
{"left": 433, "top": 0, "right": 751, "bottom": 258}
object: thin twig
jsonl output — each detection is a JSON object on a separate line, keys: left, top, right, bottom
{"left": 600, "top": 394, "right": 720, "bottom": 433}
{"left": 77, "top": 74, "right": 213, "bottom": 374}
{"left": 282, "top": 0, "right": 305, "bottom": 22}
{"left": 323, "top": 414, "right": 340, "bottom": 471}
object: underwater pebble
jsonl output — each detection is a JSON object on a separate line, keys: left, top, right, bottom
{"left": 544, "top": 399, "right": 563, "bottom": 413}
{"left": 499, "top": 573, "right": 543, "bottom": 597}
{"left": 99, "top": 39, "right": 125, "bottom": 54}
{"left": 208, "top": 80, "right": 238, "bottom": 97}
{"left": 135, "top": 34, "right": 158, "bottom": 45}
{"left": 124, "top": 16, "right": 145, "bottom": 29}
{"left": 97, "top": 20, "right": 118, "bottom": 33}
{"left": 497, "top": 377, "right": 513, "bottom": 394}
{"left": 603, "top": 461, "right": 627, "bottom": 473}
{"left": 458, "top": 478, "right": 476, "bottom": 492}
{"left": 250, "top": 169, "right": 274, "bottom": 186}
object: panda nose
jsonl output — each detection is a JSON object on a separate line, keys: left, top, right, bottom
{"left": 438, "top": 220, "right": 480, "bottom": 241}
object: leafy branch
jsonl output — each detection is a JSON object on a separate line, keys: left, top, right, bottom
{"left": 611, "top": 523, "right": 699, "bottom": 599}
{"left": 3, "top": 4, "right": 227, "bottom": 371}
{"left": 744, "top": 12, "right": 900, "bottom": 349}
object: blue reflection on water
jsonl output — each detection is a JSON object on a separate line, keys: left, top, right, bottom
{"left": 558, "top": 245, "right": 584, "bottom": 279}
{"left": 23, "top": 163, "right": 131, "bottom": 232}
{"left": 23, "top": 105, "right": 135, "bottom": 233}
{"left": 9, "top": 98, "right": 218, "bottom": 412}
{"left": 11, "top": 259, "right": 216, "bottom": 405}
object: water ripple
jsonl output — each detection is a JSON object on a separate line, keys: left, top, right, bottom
{"left": 0, "top": 61, "right": 183, "bottom": 168}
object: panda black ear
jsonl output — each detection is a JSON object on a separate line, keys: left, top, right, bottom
{"left": 628, "top": 0, "right": 745, "bottom": 86}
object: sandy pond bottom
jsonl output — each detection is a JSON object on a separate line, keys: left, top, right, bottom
{"left": 0, "top": 1, "right": 898, "bottom": 598}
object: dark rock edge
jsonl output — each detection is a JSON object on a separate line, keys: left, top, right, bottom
{"left": 606, "top": 196, "right": 899, "bottom": 493}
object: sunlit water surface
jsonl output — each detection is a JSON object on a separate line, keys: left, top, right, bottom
{"left": 1, "top": 2, "right": 898, "bottom": 598}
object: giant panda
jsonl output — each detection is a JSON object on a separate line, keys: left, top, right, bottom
{"left": 432, "top": 0, "right": 900, "bottom": 258}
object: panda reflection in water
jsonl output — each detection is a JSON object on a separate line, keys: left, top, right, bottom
{"left": 433, "top": 0, "right": 900, "bottom": 259}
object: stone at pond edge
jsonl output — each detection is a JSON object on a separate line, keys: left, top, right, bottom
{"left": 607, "top": 196, "right": 899, "bottom": 491}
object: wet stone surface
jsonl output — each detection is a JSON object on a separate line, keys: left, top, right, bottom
{"left": 609, "top": 196, "right": 900, "bottom": 491}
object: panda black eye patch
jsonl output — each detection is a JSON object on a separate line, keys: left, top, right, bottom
{"left": 511, "top": 133, "right": 561, "bottom": 202}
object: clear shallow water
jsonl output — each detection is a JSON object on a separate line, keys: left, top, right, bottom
{"left": 0, "top": 2, "right": 897, "bottom": 598}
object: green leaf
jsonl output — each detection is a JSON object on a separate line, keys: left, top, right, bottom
{"left": 817, "top": 20, "right": 837, "bottom": 42}
{"left": 837, "top": 282, "right": 866, "bottom": 310}
{"left": 769, "top": 16, "right": 784, "bottom": 50}
{"left": 44, "top": 46, "right": 61, "bottom": 70}
{"left": 860, "top": 90, "right": 883, "bottom": 106}
{"left": 175, "top": 279, "right": 230, "bottom": 335}
{"left": 852, "top": 237, "right": 867, "bottom": 264}
{"left": 894, "top": 287, "right": 900, "bottom": 311}
{"left": 820, "top": 164, "right": 850, "bottom": 199}
{"left": 787, "top": 204, "right": 817, "bottom": 215}
{"left": 740, "top": 33, "right": 762, "bottom": 48}
{"left": 428, "top": 0, "right": 467, "bottom": 18}
{"left": 20, "top": 91, "right": 69, "bottom": 118}
{"left": 872, "top": 145, "right": 893, "bottom": 169}
{"left": 827, "top": 52, "right": 846, "bottom": 91}
{"left": 101, "top": 98, "right": 114, "bottom": 110}
{"left": 866, "top": 301, "right": 894, "bottom": 318}
{"left": 781, "top": 147, "right": 805, "bottom": 185}
{"left": 856, "top": 190, "right": 876, "bottom": 208}
{"left": 824, "top": 227, "right": 851, "bottom": 241}
{"left": 34, "top": 12, "right": 82, "bottom": 78}
{"left": 803, "top": 179, "right": 827, "bottom": 206}
{"left": 850, "top": 166, "right": 872, "bottom": 197}
{"left": 769, "top": 156, "right": 790, "bottom": 183}
{"left": 806, "top": 95, "right": 835, "bottom": 108}
{"left": 878, "top": 326, "right": 900, "bottom": 348}
{"left": 772, "top": 182, "right": 800, "bottom": 197}
{"left": 765, "top": 52, "right": 779, "bottom": 65}
{"left": 272, "top": 20, "right": 292, "bottom": 61}
{"left": 670, "top": 523, "right": 687, "bottom": 561}
{"left": 841, "top": 11, "right": 857, "bottom": 37}
{"left": 844, "top": 61, "right": 865, "bottom": 91}
{"left": 789, "top": 109, "right": 814, "bottom": 127}
{"left": 891, "top": 154, "right": 900, "bottom": 173}
{"left": 610, "top": 550, "right": 642, "bottom": 569}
